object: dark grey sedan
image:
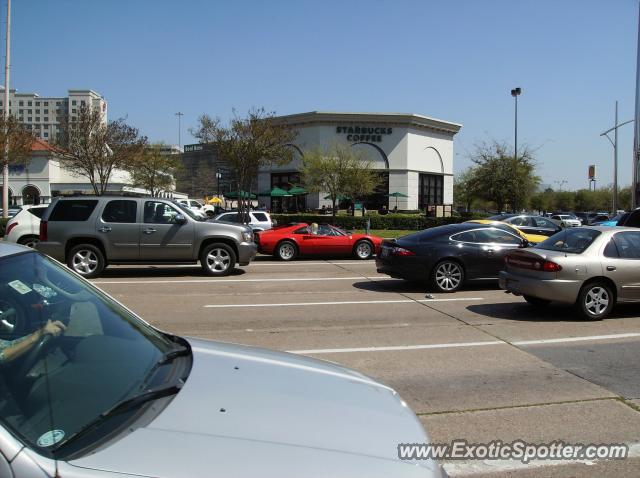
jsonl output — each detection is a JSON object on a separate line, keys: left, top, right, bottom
{"left": 376, "top": 223, "right": 528, "bottom": 292}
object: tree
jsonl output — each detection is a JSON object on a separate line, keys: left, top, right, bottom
{"left": 1, "top": 115, "right": 35, "bottom": 217}
{"left": 128, "top": 143, "right": 181, "bottom": 197}
{"left": 190, "top": 108, "right": 297, "bottom": 222}
{"left": 469, "top": 140, "right": 539, "bottom": 212}
{"left": 56, "top": 104, "right": 147, "bottom": 195}
{"left": 453, "top": 167, "right": 480, "bottom": 212}
{"left": 300, "top": 142, "right": 379, "bottom": 218}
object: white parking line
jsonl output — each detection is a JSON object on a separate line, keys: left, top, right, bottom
{"left": 288, "top": 332, "right": 640, "bottom": 355}
{"left": 93, "top": 276, "right": 387, "bottom": 285}
{"left": 252, "top": 261, "right": 372, "bottom": 266}
{"left": 203, "top": 297, "right": 485, "bottom": 308}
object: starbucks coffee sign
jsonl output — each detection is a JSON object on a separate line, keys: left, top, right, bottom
{"left": 336, "top": 125, "right": 393, "bottom": 143}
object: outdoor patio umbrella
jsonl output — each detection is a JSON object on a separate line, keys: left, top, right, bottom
{"left": 287, "top": 186, "right": 308, "bottom": 195}
{"left": 387, "top": 191, "right": 409, "bottom": 209}
{"left": 258, "top": 187, "right": 291, "bottom": 197}
{"left": 323, "top": 193, "right": 351, "bottom": 201}
{"left": 206, "top": 196, "right": 223, "bottom": 205}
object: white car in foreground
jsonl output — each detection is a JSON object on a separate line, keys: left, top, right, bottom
{"left": 3, "top": 204, "right": 49, "bottom": 248}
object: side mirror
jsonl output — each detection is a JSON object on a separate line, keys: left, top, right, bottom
{"left": 175, "top": 214, "right": 187, "bottom": 225}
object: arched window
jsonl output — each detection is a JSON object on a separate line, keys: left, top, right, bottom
{"left": 22, "top": 185, "right": 41, "bottom": 205}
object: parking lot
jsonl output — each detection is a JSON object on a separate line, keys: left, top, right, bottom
{"left": 92, "top": 257, "right": 640, "bottom": 477}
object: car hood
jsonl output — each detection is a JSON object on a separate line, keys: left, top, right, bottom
{"left": 68, "top": 338, "right": 439, "bottom": 478}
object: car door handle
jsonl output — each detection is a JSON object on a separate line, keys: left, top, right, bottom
{"left": 607, "top": 266, "right": 616, "bottom": 271}
{"left": 98, "top": 226, "right": 112, "bottom": 233}
{"left": 143, "top": 228, "right": 157, "bottom": 235}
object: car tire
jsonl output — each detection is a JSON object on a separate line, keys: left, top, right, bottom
{"left": 276, "top": 241, "right": 298, "bottom": 261}
{"left": 200, "top": 243, "right": 236, "bottom": 276}
{"left": 576, "top": 281, "right": 614, "bottom": 321}
{"left": 353, "top": 240, "right": 374, "bottom": 260}
{"left": 67, "top": 244, "right": 106, "bottom": 279}
{"left": 431, "top": 260, "right": 464, "bottom": 293}
{"left": 18, "top": 235, "right": 39, "bottom": 249}
{"left": 523, "top": 295, "right": 551, "bottom": 307}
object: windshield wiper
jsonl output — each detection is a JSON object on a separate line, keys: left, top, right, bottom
{"left": 139, "top": 346, "right": 190, "bottom": 389}
{"left": 52, "top": 383, "right": 182, "bottom": 456}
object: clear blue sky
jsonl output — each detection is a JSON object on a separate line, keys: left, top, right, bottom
{"left": 7, "top": 0, "right": 640, "bottom": 190}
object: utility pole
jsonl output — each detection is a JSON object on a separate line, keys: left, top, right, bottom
{"left": 601, "top": 106, "right": 632, "bottom": 211}
{"left": 633, "top": 2, "right": 640, "bottom": 209}
{"left": 175, "top": 112, "right": 184, "bottom": 151}
{"left": 510, "top": 87, "right": 522, "bottom": 212}
{"left": 2, "top": 0, "right": 10, "bottom": 219}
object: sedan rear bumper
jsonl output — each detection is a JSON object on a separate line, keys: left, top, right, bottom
{"left": 499, "top": 270, "right": 583, "bottom": 304}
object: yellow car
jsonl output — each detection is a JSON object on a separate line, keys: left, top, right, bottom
{"left": 465, "top": 220, "right": 547, "bottom": 245}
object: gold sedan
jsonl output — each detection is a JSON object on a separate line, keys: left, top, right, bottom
{"left": 466, "top": 220, "right": 548, "bottom": 245}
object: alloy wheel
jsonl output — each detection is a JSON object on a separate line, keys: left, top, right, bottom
{"left": 278, "top": 242, "right": 296, "bottom": 260}
{"left": 355, "top": 241, "right": 372, "bottom": 259}
{"left": 206, "top": 248, "right": 231, "bottom": 272}
{"left": 584, "top": 286, "right": 610, "bottom": 317}
{"left": 435, "top": 262, "right": 462, "bottom": 291}
{"left": 72, "top": 250, "right": 99, "bottom": 275}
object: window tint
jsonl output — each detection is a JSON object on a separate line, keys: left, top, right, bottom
{"left": 452, "top": 230, "right": 480, "bottom": 242}
{"left": 253, "top": 212, "right": 268, "bottom": 222}
{"left": 27, "top": 207, "right": 47, "bottom": 219}
{"left": 625, "top": 211, "right": 640, "bottom": 228}
{"left": 508, "top": 216, "right": 533, "bottom": 227}
{"left": 49, "top": 200, "right": 98, "bottom": 221}
{"left": 219, "top": 213, "right": 238, "bottom": 222}
{"left": 143, "top": 201, "right": 180, "bottom": 224}
{"left": 612, "top": 232, "right": 640, "bottom": 259}
{"left": 102, "top": 200, "right": 137, "bottom": 223}
{"left": 537, "top": 229, "right": 601, "bottom": 254}
{"left": 603, "top": 239, "right": 619, "bottom": 258}
{"left": 475, "top": 229, "right": 522, "bottom": 245}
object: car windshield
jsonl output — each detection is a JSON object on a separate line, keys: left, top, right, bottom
{"left": 536, "top": 228, "right": 601, "bottom": 254}
{"left": 0, "top": 251, "right": 186, "bottom": 459}
{"left": 174, "top": 201, "right": 205, "bottom": 221}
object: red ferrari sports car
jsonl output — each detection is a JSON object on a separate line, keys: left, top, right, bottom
{"left": 255, "top": 223, "right": 383, "bottom": 261}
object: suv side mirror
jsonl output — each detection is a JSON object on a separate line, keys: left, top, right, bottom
{"left": 175, "top": 214, "right": 187, "bottom": 225}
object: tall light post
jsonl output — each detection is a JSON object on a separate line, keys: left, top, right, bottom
{"left": 2, "top": 0, "right": 11, "bottom": 219}
{"left": 600, "top": 101, "right": 633, "bottom": 212}
{"left": 510, "top": 87, "right": 522, "bottom": 212}
{"left": 633, "top": 2, "right": 640, "bottom": 209}
{"left": 554, "top": 179, "right": 568, "bottom": 192}
{"left": 216, "top": 170, "right": 222, "bottom": 197}
{"left": 175, "top": 112, "right": 184, "bottom": 151}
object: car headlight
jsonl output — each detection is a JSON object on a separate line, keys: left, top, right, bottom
{"left": 242, "top": 230, "right": 253, "bottom": 242}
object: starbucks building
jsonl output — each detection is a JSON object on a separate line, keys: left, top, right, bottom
{"left": 258, "top": 111, "right": 462, "bottom": 213}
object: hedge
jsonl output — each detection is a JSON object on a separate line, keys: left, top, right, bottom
{"left": 271, "top": 212, "right": 489, "bottom": 231}
{"left": 0, "top": 218, "right": 7, "bottom": 238}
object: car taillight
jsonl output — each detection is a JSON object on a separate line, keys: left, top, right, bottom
{"left": 39, "top": 220, "right": 48, "bottom": 241}
{"left": 392, "top": 247, "right": 415, "bottom": 256}
{"left": 506, "top": 255, "right": 561, "bottom": 272}
{"left": 6, "top": 222, "right": 18, "bottom": 236}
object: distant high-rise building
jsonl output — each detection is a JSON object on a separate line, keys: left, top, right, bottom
{"left": 0, "top": 87, "right": 107, "bottom": 142}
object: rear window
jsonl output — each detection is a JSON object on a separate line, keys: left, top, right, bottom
{"left": 252, "top": 212, "right": 268, "bottom": 222}
{"left": 49, "top": 200, "right": 99, "bottom": 221}
{"left": 536, "top": 229, "right": 601, "bottom": 254}
{"left": 28, "top": 207, "right": 47, "bottom": 219}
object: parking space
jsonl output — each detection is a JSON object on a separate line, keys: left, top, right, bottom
{"left": 92, "top": 258, "right": 640, "bottom": 477}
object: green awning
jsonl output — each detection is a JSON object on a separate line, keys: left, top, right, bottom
{"left": 387, "top": 192, "right": 409, "bottom": 198}
{"left": 258, "top": 187, "right": 291, "bottom": 197}
{"left": 323, "top": 194, "right": 351, "bottom": 201}
{"left": 288, "top": 186, "right": 308, "bottom": 195}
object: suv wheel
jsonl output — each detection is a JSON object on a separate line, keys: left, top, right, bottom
{"left": 353, "top": 240, "right": 373, "bottom": 260}
{"left": 276, "top": 241, "right": 297, "bottom": 261}
{"left": 201, "top": 243, "right": 236, "bottom": 276}
{"left": 67, "top": 244, "right": 106, "bottom": 279}
{"left": 576, "top": 281, "right": 613, "bottom": 320}
{"left": 18, "top": 235, "right": 39, "bottom": 249}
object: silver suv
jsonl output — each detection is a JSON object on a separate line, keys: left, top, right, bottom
{"left": 37, "top": 196, "right": 257, "bottom": 278}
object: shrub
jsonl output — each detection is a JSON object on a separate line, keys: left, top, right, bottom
{"left": 271, "top": 212, "right": 490, "bottom": 230}
{"left": 0, "top": 218, "right": 8, "bottom": 238}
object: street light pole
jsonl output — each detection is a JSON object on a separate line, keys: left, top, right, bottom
{"left": 175, "top": 112, "right": 184, "bottom": 151}
{"left": 216, "top": 170, "right": 221, "bottom": 197}
{"left": 600, "top": 106, "right": 633, "bottom": 212}
{"left": 2, "top": 0, "right": 11, "bottom": 219}
{"left": 633, "top": 2, "right": 640, "bottom": 209}
{"left": 554, "top": 179, "right": 568, "bottom": 192}
{"left": 510, "top": 87, "right": 522, "bottom": 212}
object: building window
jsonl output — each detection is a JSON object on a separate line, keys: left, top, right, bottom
{"left": 419, "top": 174, "right": 444, "bottom": 208}
{"left": 56, "top": 101, "right": 61, "bottom": 106}
{"left": 72, "top": 100, "right": 77, "bottom": 105}
{"left": 81, "top": 100, "right": 86, "bottom": 106}
{"left": 28, "top": 109, "right": 32, "bottom": 114}
{"left": 44, "top": 117, "right": 48, "bottom": 122}
{"left": 27, "top": 117, "right": 32, "bottom": 122}
{"left": 35, "top": 117, "right": 40, "bottom": 122}
{"left": 35, "top": 109, "right": 40, "bottom": 114}
{"left": 72, "top": 109, "right": 76, "bottom": 114}
{"left": 19, "top": 101, "right": 23, "bottom": 106}
{"left": 43, "top": 132, "right": 48, "bottom": 138}
{"left": 27, "top": 101, "right": 32, "bottom": 106}
{"left": 19, "top": 109, "right": 23, "bottom": 114}
{"left": 44, "top": 101, "right": 48, "bottom": 106}
{"left": 35, "top": 101, "right": 40, "bottom": 106}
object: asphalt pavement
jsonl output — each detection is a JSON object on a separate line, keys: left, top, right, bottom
{"left": 92, "top": 257, "right": 640, "bottom": 477}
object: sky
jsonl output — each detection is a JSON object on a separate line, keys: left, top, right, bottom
{"left": 6, "top": 0, "right": 640, "bottom": 190}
